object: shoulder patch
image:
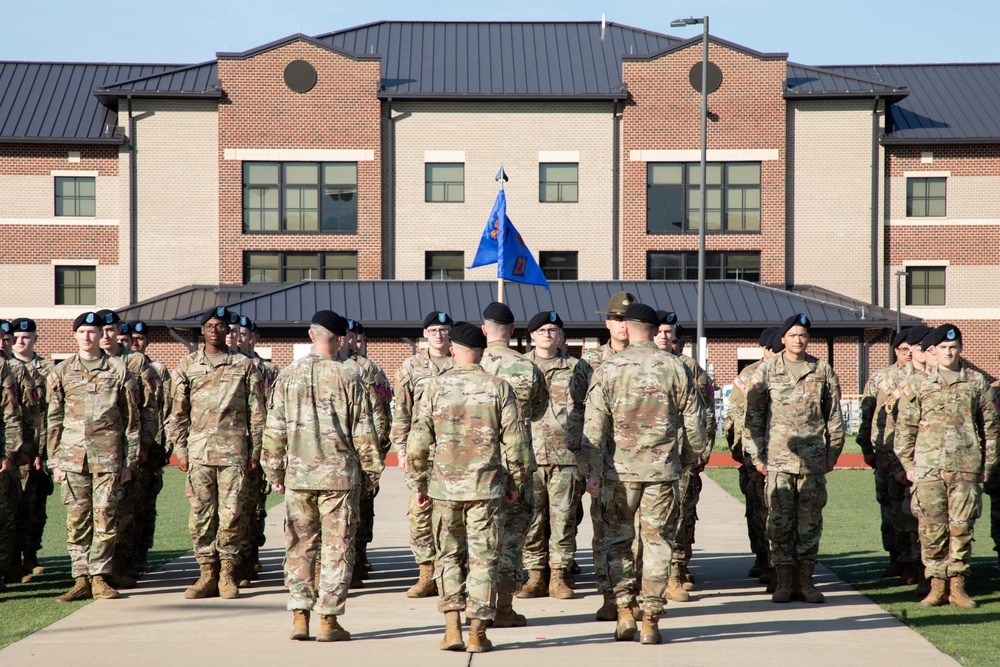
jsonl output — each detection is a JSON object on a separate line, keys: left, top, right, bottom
{"left": 750, "top": 374, "right": 764, "bottom": 391}
{"left": 901, "top": 383, "right": 913, "bottom": 397}
{"left": 733, "top": 377, "right": 746, "bottom": 393}
{"left": 879, "top": 378, "right": 891, "bottom": 393}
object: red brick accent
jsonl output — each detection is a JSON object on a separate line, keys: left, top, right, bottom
{"left": 0, "top": 144, "right": 119, "bottom": 176}
{"left": 887, "top": 226, "right": 999, "bottom": 265}
{"left": 888, "top": 145, "right": 1000, "bottom": 177}
{"left": 0, "top": 226, "right": 118, "bottom": 264}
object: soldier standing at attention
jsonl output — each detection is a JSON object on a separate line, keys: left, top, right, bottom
{"left": 519, "top": 311, "right": 587, "bottom": 600}
{"left": 407, "top": 322, "right": 531, "bottom": 654}
{"left": 263, "top": 310, "right": 381, "bottom": 642}
{"left": 478, "top": 301, "right": 548, "bottom": 627}
{"left": 167, "top": 306, "right": 265, "bottom": 600}
{"left": 745, "top": 314, "right": 845, "bottom": 604}
{"left": 582, "top": 303, "right": 706, "bottom": 645}
{"left": 392, "top": 311, "right": 454, "bottom": 598}
{"left": 0, "top": 347, "right": 26, "bottom": 595}
{"left": 48, "top": 312, "right": 140, "bottom": 602}
{"left": 894, "top": 324, "right": 999, "bottom": 608}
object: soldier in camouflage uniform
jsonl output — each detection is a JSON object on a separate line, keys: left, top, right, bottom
{"left": 392, "top": 310, "right": 454, "bottom": 598}
{"left": 0, "top": 352, "right": 26, "bottom": 595}
{"left": 48, "top": 311, "right": 141, "bottom": 602}
{"left": 407, "top": 322, "right": 531, "bottom": 654}
{"left": 519, "top": 311, "right": 587, "bottom": 600}
{"left": 894, "top": 324, "right": 999, "bottom": 609}
{"left": 167, "top": 306, "right": 265, "bottom": 600}
{"left": 745, "top": 314, "right": 845, "bottom": 605}
{"left": 582, "top": 303, "right": 706, "bottom": 645}
{"left": 478, "top": 301, "right": 548, "bottom": 626}
{"left": 262, "top": 310, "right": 381, "bottom": 642}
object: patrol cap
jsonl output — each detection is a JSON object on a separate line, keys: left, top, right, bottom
{"left": 920, "top": 328, "right": 937, "bottom": 351}
{"left": 891, "top": 328, "right": 910, "bottom": 349}
{"left": 778, "top": 313, "right": 811, "bottom": 337}
{"left": 94, "top": 309, "right": 121, "bottom": 326}
{"left": 624, "top": 303, "right": 658, "bottom": 325}
{"left": 483, "top": 302, "right": 515, "bottom": 325}
{"left": 449, "top": 321, "right": 487, "bottom": 349}
{"left": 596, "top": 291, "right": 638, "bottom": 316}
{"left": 656, "top": 310, "right": 678, "bottom": 326}
{"left": 0, "top": 320, "right": 9, "bottom": 334}
{"left": 423, "top": 311, "right": 453, "bottom": 328}
{"left": 120, "top": 322, "right": 131, "bottom": 334}
{"left": 769, "top": 329, "right": 786, "bottom": 353}
{"left": 131, "top": 321, "right": 149, "bottom": 335}
{"left": 528, "top": 311, "right": 563, "bottom": 333}
{"left": 926, "top": 323, "right": 961, "bottom": 347}
{"left": 73, "top": 312, "right": 100, "bottom": 331}
{"left": 238, "top": 315, "right": 256, "bottom": 332}
{"left": 904, "top": 325, "right": 930, "bottom": 347}
{"left": 201, "top": 306, "right": 234, "bottom": 326}
{"left": 312, "top": 310, "right": 347, "bottom": 336}
{"left": 758, "top": 326, "right": 778, "bottom": 347}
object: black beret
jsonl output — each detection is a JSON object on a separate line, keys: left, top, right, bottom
{"left": 769, "top": 330, "right": 785, "bottom": 353}
{"left": 346, "top": 318, "right": 361, "bottom": 333}
{"left": 891, "top": 329, "right": 910, "bottom": 349}
{"left": 926, "top": 323, "right": 961, "bottom": 347}
{"left": 920, "top": 328, "right": 937, "bottom": 351}
{"left": 10, "top": 318, "right": 36, "bottom": 333}
{"left": 356, "top": 322, "right": 366, "bottom": 336}
{"left": 778, "top": 313, "right": 811, "bottom": 337}
{"left": 528, "top": 311, "right": 563, "bottom": 333}
{"left": 201, "top": 306, "right": 234, "bottom": 326}
{"left": 120, "top": 322, "right": 131, "bottom": 334}
{"left": 758, "top": 326, "right": 778, "bottom": 347}
{"left": 131, "top": 321, "right": 149, "bottom": 335}
{"left": 73, "top": 312, "right": 100, "bottom": 330}
{"left": 450, "top": 321, "right": 487, "bottom": 349}
{"left": 94, "top": 309, "right": 121, "bottom": 326}
{"left": 624, "top": 303, "right": 658, "bottom": 325}
{"left": 656, "top": 310, "right": 678, "bottom": 326}
{"left": 905, "top": 325, "right": 930, "bottom": 347}
{"left": 238, "top": 315, "right": 256, "bottom": 332}
{"left": 423, "top": 311, "right": 453, "bottom": 328}
{"left": 483, "top": 302, "right": 515, "bottom": 325}
{"left": 674, "top": 324, "right": 686, "bottom": 339}
{"left": 0, "top": 320, "right": 9, "bottom": 334}
{"left": 312, "top": 310, "right": 347, "bottom": 336}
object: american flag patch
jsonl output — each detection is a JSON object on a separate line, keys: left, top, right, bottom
{"left": 902, "top": 384, "right": 913, "bottom": 397}
{"left": 879, "top": 379, "right": 891, "bottom": 393}
{"left": 733, "top": 377, "right": 746, "bottom": 392}
{"left": 891, "top": 388, "right": 902, "bottom": 400}
{"left": 750, "top": 375, "right": 763, "bottom": 390}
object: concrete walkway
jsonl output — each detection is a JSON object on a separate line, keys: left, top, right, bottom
{"left": 1, "top": 468, "right": 956, "bottom": 666}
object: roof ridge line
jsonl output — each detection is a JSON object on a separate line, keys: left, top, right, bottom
{"left": 787, "top": 61, "right": 908, "bottom": 90}
{"left": 95, "top": 60, "right": 217, "bottom": 90}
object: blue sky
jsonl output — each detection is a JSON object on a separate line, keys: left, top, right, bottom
{"left": 3, "top": 0, "right": 996, "bottom": 66}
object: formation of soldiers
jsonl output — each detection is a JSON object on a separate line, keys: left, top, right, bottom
{"left": 0, "top": 294, "right": 995, "bottom": 650}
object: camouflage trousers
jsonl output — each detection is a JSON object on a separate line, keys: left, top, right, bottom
{"left": 61, "top": 470, "right": 123, "bottom": 577}
{"left": 284, "top": 487, "right": 359, "bottom": 616}
{"left": 738, "top": 464, "right": 768, "bottom": 559}
{"left": 911, "top": 471, "right": 982, "bottom": 579}
{"left": 590, "top": 484, "right": 612, "bottom": 595}
{"left": 355, "top": 487, "right": 376, "bottom": 559}
{"left": 432, "top": 496, "right": 502, "bottom": 620}
{"left": 887, "top": 473, "right": 919, "bottom": 565}
{"left": 407, "top": 482, "right": 435, "bottom": 564}
{"left": 237, "top": 464, "right": 268, "bottom": 565}
{"left": 765, "top": 471, "right": 827, "bottom": 565}
{"left": 134, "top": 463, "right": 164, "bottom": 556}
{"left": 603, "top": 479, "right": 679, "bottom": 616}
{"left": 873, "top": 465, "right": 897, "bottom": 560}
{"left": 185, "top": 463, "right": 245, "bottom": 564}
{"left": 0, "top": 469, "right": 20, "bottom": 570}
{"left": 985, "top": 467, "right": 1000, "bottom": 555}
{"left": 114, "top": 467, "right": 147, "bottom": 558}
{"left": 523, "top": 465, "right": 580, "bottom": 571}
{"left": 497, "top": 483, "right": 534, "bottom": 593}
{"left": 672, "top": 466, "right": 703, "bottom": 565}
{"left": 14, "top": 465, "right": 53, "bottom": 558}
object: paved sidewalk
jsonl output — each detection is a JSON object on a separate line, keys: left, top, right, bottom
{"left": 1, "top": 468, "right": 956, "bottom": 666}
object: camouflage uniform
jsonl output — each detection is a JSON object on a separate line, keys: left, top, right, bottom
{"left": 390, "top": 350, "right": 454, "bottom": 566}
{"left": 47, "top": 354, "right": 140, "bottom": 577}
{"left": 582, "top": 341, "right": 707, "bottom": 615}
{"left": 857, "top": 365, "right": 899, "bottom": 563}
{"left": 261, "top": 352, "right": 382, "bottom": 616}
{"left": 0, "top": 362, "right": 26, "bottom": 576}
{"left": 166, "top": 349, "right": 265, "bottom": 566}
{"left": 989, "top": 382, "right": 1000, "bottom": 562}
{"left": 406, "top": 363, "right": 531, "bottom": 619}
{"left": 522, "top": 349, "right": 587, "bottom": 573}
{"left": 894, "top": 365, "right": 999, "bottom": 578}
{"left": 744, "top": 353, "right": 844, "bottom": 566}
{"left": 3, "top": 355, "right": 40, "bottom": 574}
{"left": 133, "top": 358, "right": 171, "bottom": 568}
{"left": 479, "top": 342, "right": 548, "bottom": 594}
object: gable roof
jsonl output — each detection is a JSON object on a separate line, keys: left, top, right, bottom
{"left": 95, "top": 61, "right": 220, "bottom": 102}
{"left": 623, "top": 34, "right": 787, "bottom": 63}
{"left": 785, "top": 62, "right": 908, "bottom": 101}
{"left": 114, "top": 284, "right": 265, "bottom": 322}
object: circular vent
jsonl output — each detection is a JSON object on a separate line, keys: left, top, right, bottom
{"left": 284, "top": 60, "right": 317, "bottom": 93}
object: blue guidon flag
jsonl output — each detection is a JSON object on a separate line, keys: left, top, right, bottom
{"left": 468, "top": 189, "right": 549, "bottom": 290}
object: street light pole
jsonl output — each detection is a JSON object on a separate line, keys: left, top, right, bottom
{"left": 895, "top": 269, "right": 906, "bottom": 334}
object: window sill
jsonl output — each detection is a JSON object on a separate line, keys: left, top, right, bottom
{"left": 242, "top": 230, "right": 359, "bottom": 236}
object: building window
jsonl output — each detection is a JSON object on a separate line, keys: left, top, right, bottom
{"left": 906, "top": 266, "right": 945, "bottom": 306}
{"left": 539, "top": 251, "right": 578, "bottom": 280}
{"left": 647, "top": 162, "right": 760, "bottom": 234}
{"left": 539, "top": 163, "right": 579, "bottom": 203}
{"left": 425, "top": 163, "right": 465, "bottom": 202}
{"left": 425, "top": 251, "right": 464, "bottom": 280}
{"left": 906, "top": 177, "right": 946, "bottom": 217}
{"left": 244, "top": 252, "right": 358, "bottom": 284}
{"left": 55, "top": 266, "right": 96, "bottom": 305}
{"left": 646, "top": 251, "right": 761, "bottom": 282}
{"left": 243, "top": 162, "right": 357, "bottom": 233}
{"left": 54, "top": 177, "right": 96, "bottom": 217}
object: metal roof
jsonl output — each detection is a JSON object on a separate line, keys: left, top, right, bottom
{"left": 824, "top": 64, "right": 1000, "bottom": 143}
{"left": 95, "top": 61, "right": 220, "bottom": 102}
{"left": 788, "top": 285, "right": 920, "bottom": 325}
{"left": 114, "top": 284, "right": 265, "bottom": 323}
{"left": 785, "top": 62, "right": 908, "bottom": 101}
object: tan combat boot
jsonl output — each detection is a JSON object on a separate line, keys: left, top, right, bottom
{"left": 290, "top": 610, "right": 310, "bottom": 640}
{"left": 516, "top": 569, "right": 548, "bottom": 598}
{"left": 914, "top": 572, "right": 931, "bottom": 599}
{"left": 771, "top": 564, "right": 794, "bottom": 603}
{"left": 466, "top": 618, "right": 493, "bottom": 653}
{"left": 898, "top": 562, "right": 919, "bottom": 586}
{"left": 677, "top": 560, "right": 695, "bottom": 591}
{"left": 219, "top": 560, "right": 240, "bottom": 599}
{"left": 493, "top": 591, "right": 527, "bottom": 627}
{"left": 184, "top": 563, "right": 220, "bottom": 599}
{"left": 667, "top": 564, "right": 690, "bottom": 602}
{"left": 615, "top": 603, "right": 637, "bottom": 641}
{"left": 797, "top": 562, "right": 825, "bottom": 604}
{"left": 90, "top": 574, "right": 120, "bottom": 599}
{"left": 919, "top": 577, "right": 948, "bottom": 607}
{"left": 439, "top": 610, "right": 465, "bottom": 651}
{"left": 549, "top": 569, "right": 574, "bottom": 600}
{"left": 639, "top": 613, "right": 661, "bottom": 645}
{"left": 948, "top": 574, "right": 978, "bottom": 609}
{"left": 595, "top": 591, "right": 617, "bottom": 621}
{"left": 407, "top": 562, "right": 437, "bottom": 598}
{"left": 316, "top": 615, "right": 350, "bottom": 642}
{"left": 56, "top": 575, "right": 92, "bottom": 602}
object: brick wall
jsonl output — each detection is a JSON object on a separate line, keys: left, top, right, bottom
{"left": 0, "top": 144, "right": 119, "bottom": 176}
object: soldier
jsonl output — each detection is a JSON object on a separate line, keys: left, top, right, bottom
{"left": 48, "top": 311, "right": 140, "bottom": 601}
{"left": 582, "top": 303, "right": 706, "bottom": 645}
{"left": 262, "top": 310, "right": 381, "bottom": 642}
{"left": 9, "top": 318, "right": 55, "bottom": 578}
{"left": 407, "top": 322, "right": 531, "bottom": 654}
{"left": 577, "top": 291, "right": 634, "bottom": 621}
{"left": 894, "top": 324, "right": 999, "bottom": 609}
{"left": 167, "top": 306, "right": 265, "bottom": 600}
{"left": 478, "top": 301, "right": 548, "bottom": 626}
{"left": 519, "top": 311, "right": 587, "bottom": 600}
{"left": 391, "top": 310, "right": 454, "bottom": 598}
{"left": 116, "top": 323, "right": 134, "bottom": 350}
{"left": 0, "top": 346, "right": 26, "bottom": 595}
{"left": 745, "top": 314, "right": 845, "bottom": 604}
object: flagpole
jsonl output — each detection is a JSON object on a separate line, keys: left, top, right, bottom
{"left": 496, "top": 164, "right": 507, "bottom": 304}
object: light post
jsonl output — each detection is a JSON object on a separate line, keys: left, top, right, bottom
{"left": 671, "top": 16, "right": 709, "bottom": 366}
{"left": 895, "top": 269, "right": 906, "bottom": 334}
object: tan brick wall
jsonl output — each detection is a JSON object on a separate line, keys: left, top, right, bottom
{"left": 0, "top": 264, "right": 126, "bottom": 317}
{"left": 889, "top": 176, "right": 1000, "bottom": 221}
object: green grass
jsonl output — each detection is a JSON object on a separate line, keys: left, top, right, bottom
{"left": 707, "top": 467, "right": 1000, "bottom": 666}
